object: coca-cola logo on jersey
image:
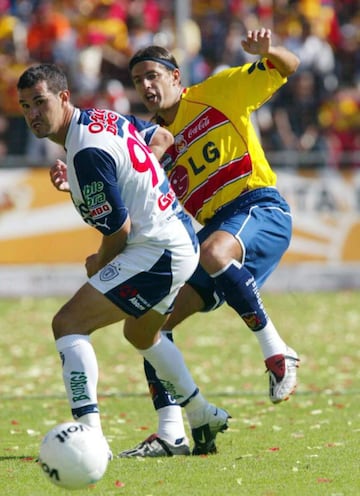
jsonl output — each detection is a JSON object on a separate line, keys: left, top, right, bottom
{"left": 187, "top": 116, "right": 210, "bottom": 140}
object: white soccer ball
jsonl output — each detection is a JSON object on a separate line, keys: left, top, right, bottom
{"left": 38, "top": 422, "right": 109, "bottom": 490}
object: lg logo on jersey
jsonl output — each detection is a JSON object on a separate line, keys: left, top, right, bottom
{"left": 188, "top": 141, "right": 220, "bottom": 175}
{"left": 169, "top": 141, "right": 220, "bottom": 199}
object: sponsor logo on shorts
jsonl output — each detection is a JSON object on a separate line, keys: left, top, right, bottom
{"left": 118, "top": 284, "right": 138, "bottom": 298}
{"left": 129, "top": 294, "right": 151, "bottom": 311}
{"left": 118, "top": 284, "right": 152, "bottom": 312}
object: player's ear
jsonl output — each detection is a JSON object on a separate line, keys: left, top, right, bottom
{"left": 172, "top": 68, "right": 181, "bottom": 85}
{"left": 59, "top": 89, "right": 71, "bottom": 103}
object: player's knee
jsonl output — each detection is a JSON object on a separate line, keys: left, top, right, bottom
{"left": 52, "top": 309, "right": 73, "bottom": 339}
{"left": 122, "top": 327, "right": 143, "bottom": 349}
{"left": 200, "top": 236, "right": 242, "bottom": 273}
{"left": 123, "top": 326, "right": 131, "bottom": 343}
{"left": 200, "top": 242, "right": 226, "bottom": 272}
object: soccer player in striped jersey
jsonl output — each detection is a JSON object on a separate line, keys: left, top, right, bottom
{"left": 118, "top": 28, "right": 301, "bottom": 457}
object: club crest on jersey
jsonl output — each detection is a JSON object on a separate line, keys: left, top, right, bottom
{"left": 99, "top": 264, "right": 119, "bottom": 281}
{"left": 174, "top": 134, "right": 187, "bottom": 154}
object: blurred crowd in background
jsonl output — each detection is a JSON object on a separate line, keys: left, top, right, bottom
{"left": 0, "top": 0, "right": 358, "bottom": 169}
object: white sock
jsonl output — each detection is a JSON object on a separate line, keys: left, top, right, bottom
{"left": 78, "top": 413, "right": 103, "bottom": 434}
{"left": 155, "top": 331, "right": 187, "bottom": 444}
{"left": 55, "top": 334, "right": 101, "bottom": 430}
{"left": 139, "top": 336, "right": 198, "bottom": 405}
{"left": 254, "top": 318, "right": 287, "bottom": 359}
{"left": 184, "top": 392, "right": 215, "bottom": 429}
{"left": 157, "top": 406, "right": 187, "bottom": 444}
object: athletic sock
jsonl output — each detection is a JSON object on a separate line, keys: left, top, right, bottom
{"left": 143, "top": 331, "right": 182, "bottom": 410}
{"left": 212, "top": 259, "right": 286, "bottom": 358}
{"left": 77, "top": 412, "right": 103, "bottom": 436}
{"left": 183, "top": 392, "right": 214, "bottom": 429}
{"left": 253, "top": 319, "right": 287, "bottom": 359}
{"left": 140, "top": 335, "right": 212, "bottom": 432}
{"left": 55, "top": 334, "right": 100, "bottom": 423}
{"left": 157, "top": 405, "right": 187, "bottom": 444}
{"left": 139, "top": 336, "right": 198, "bottom": 406}
{"left": 143, "top": 330, "right": 186, "bottom": 444}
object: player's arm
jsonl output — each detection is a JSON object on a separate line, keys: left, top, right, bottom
{"left": 125, "top": 114, "right": 174, "bottom": 160}
{"left": 86, "top": 216, "right": 131, "bottom": 277}
{"left": 148, "top": 126, "right": 174, "bottom": 161}
{"left": 241, "top": 28, "right": 300, "bottom": 77}
{"left": 74, "top": 145, "right": 132, "bottom": 277}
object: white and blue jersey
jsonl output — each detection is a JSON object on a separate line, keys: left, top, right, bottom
{"left": 64, "top": 108, "right": 199, "bottom": 316}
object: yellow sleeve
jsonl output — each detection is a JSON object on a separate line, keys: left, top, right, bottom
{"left": 187, "top": 59, "right": 287, "bottom": 119}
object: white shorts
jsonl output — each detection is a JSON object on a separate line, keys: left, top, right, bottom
{"left": 89, "top": 241, "right": 199, "bottom": 317}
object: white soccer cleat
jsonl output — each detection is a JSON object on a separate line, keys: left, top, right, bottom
{"left": 265, "top": 346, "right": 300, "bottom": 403}
{"left": 118, "top": 434, "right": 190, "bottom": 458}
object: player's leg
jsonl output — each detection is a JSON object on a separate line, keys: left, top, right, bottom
{"left": 120, "top": 266, "right": 226, "bottom": 458}
{"left": 53, "top": 281, "right": 131, "bottom": 457}
{"left": 52, "top": 243, "right": 196, "bottom": 454}
{"left": 119, "top": 241, "right": 229, "bottom": 456}
{"left": 54, "top": 244, "right": 230, "bottom": 456}
{"left": 123, "top": 312, "right": 230, "bottom": 456}
{"left": 199, "top": 189, "right": 299, "bottom": 403}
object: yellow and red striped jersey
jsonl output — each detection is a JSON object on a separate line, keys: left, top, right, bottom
{"left": 163, "top": 59, "right": 287, "bottom": 224}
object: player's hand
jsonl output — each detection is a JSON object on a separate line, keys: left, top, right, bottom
{"left": 241, "top": 28, "right": 272, "bottom": 56}
{"left": 50, "top": 159, "right": 70, "bottom": 192}
{"left": 85, "top": 254, "right": 100, "bottom": 277}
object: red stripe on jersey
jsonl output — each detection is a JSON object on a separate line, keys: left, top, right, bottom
{"left": 183, "top": 153, "right": 252, "bottom": 218}
{"left": 169, "top": 107, "right": 229, "bottom": 161}
{"left": 183, "top": 107, "right": 227, "bottom": 146}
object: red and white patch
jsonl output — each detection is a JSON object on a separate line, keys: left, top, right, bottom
{"left": 169, "top": 165, "right": 189, "bottom": 199}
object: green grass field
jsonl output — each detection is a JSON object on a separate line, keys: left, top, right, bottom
{"left": 0, "top": 291, "right": 359, "bottom": 495}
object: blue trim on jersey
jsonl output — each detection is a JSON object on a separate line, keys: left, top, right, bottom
{"left": 73, "top": 147, "right": 128, "bottom": 235}
{"left": 78, "top": 109, "right": 126, "bottom": 137}
{"left": 125, "top": 114, "right": 159, "bottom": 145}
{"left": 77, "top": 109, "right": 158, "bottom": 144}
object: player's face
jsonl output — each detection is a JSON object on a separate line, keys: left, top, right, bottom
{"left": 18, "top": 80, "right": 68, "bottom": 140}
{"left": 131, "top": 61, "right": 181, "bottom": 113}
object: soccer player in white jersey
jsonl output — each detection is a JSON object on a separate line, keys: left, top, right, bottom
{"left": 17, "top": 63, "right": 230, "bottom": 456}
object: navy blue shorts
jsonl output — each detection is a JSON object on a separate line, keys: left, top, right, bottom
{"left": 188, "top": 188, "right": 292, "bottom": 311}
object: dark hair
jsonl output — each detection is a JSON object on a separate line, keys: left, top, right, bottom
{"left": 17, "top": 63, "right": 68, "bottom": 93}
{"left": 129, "top": 46, "right": 179, "bottom": 72}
